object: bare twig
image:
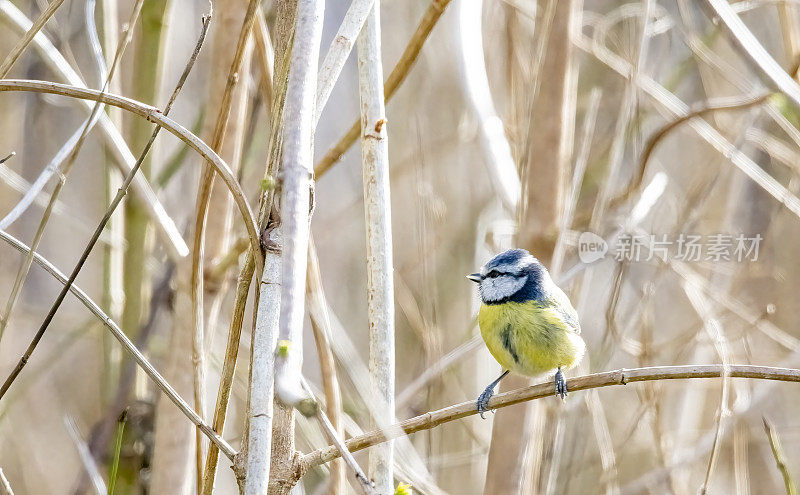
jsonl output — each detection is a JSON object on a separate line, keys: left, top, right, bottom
{"left": 0, "top": 0, "right": 143, "bottom": 347}
{"left": 0, "top": 79, "right": 262, "bottom": 266}
{"left": 300, "top": 379, "right": 378, "bottom": 495}
{"left": 0, "top": 0, "right": 66, "bottom": 77}
{"left": 0, "top": 12, "right": 212, "bottom": 405}
{"left": 307, "top": 242, "right": 344, "bottom": 494}
{"left": 0, "top": 229, "right": 236, "bottom": 459}
{"left": 701, "top": 0, "right": 800, "bottom": 107}
{"left": 63, "top": 416, "right": 107, "bottom": 495}
{"left": 303, "top": 365, "right": 800, "bottom": 468}
{"left": 193, "top": 1, "right": 258, "bottom": 488}
{"left": 243, "top": 235, "right": 282, "bottom": 495}
{"left": 574, "top": 32, "right": 800, "bottom": 221}
{"left": 763, "top": 416, "right": 797, "bottom": 495}
{"left": 315, "top": 0, "right": 375, "bottom": 123}
{"left": 0, "top": 0, "right": 187, "bottom": 257}
{"left": 314, "top": 0, "right": 452, "bottom": 177}
{"left": 602, "top": 92, "right": 771, "bottom": 217}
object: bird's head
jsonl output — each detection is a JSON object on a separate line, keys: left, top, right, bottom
{"left": 467, "top": 248, "right": 546, "bottom": 304}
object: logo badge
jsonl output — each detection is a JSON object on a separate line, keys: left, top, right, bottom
{"left": 578, "top": 231, "right": 607, "bottom": 263}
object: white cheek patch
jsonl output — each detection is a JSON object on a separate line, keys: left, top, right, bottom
{"left": 480, "top": 275, "right": 526, "bottom": 302}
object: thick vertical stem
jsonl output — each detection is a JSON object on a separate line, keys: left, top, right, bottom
{"left": 244, "top": 240, "right": 282, "bottom": 495}
{"left": 272, "top": 0, "right": 324, "bottom": 409}
{"left": 357, "top": 4, "right": 394, "bottom": 493}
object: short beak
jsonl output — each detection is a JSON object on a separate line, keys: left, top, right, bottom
{"left": 466, "top": 273, "right": 482, "bottom": 283}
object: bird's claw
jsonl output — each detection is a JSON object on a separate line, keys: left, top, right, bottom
{"left": 555, "top": 368, "right": 568, "bottom": 400}
{"left": 476, "top": 386, "right": 495, "bottom": 419}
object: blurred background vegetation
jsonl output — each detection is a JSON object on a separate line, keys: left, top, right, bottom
{"left": 2, "top": 0, "right": 800, "bottom": 493}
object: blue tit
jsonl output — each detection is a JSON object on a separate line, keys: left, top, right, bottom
{"left": 468, "top": 248, "right": 585, "bottom": 417}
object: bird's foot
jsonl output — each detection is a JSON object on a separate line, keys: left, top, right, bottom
{"left": 476, "top": 385, "right": 496, "bottom": 419}
{"left": 555, "top": 368, "right": 568, "bottom": 401}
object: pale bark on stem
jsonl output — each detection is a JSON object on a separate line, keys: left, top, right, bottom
{"left": 314, "top": 0, "right": 375, "bottom": 124}
{"left": 244, "top": 237, "right": 282, "bottom": 495}
{"left": 357, "top": 5, "right": 394, "bottom": 492}
{"left": 0, "top": 1, "right": 187, "bottom": 256}
{"left": 303, "top": 365, "right": 800, "bottom": 468}
{"left": 307, "top": 242, "right": 344, "bottom": 494}
{"left": 0, "top": 229, "right": 237, "bottom": 459}
{"left": 273, "top": 0, "right": 324, "bottom": 408}
{"left": 237, "top": 18, "right": 291, "bottom": 489}
{"left": 0, "top": 79, "right": 264, "bottom": 270}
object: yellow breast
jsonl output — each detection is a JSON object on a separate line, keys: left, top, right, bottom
{"left": 478, "top": 301, "right": 585, "bottom": 376}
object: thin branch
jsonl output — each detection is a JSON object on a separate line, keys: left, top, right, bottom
{"left": 193, "top": 1, "right": 258, "bottom": 488}
{"left": 574, "top": 32, "right": 800, "bottom": 221}
{"left": 0, "top": 79, "right": 263, "bottom": 271}
{"left": 0, "top": 0, "right": 144, "bottom": 347}
{"left": 63, "top": 416, "right": 107, "bottom": 495}
{"left": 300, "top": 379, "right": 378, "bottom": 495}
{"left": 0, "top": 12, "right": 212, "bottom": 405}
{"left": 0, "top": 0, "right": 66, "bottom": 77}
{"left": 253, "top": 5, "right": 275, "bottom": 109}
{"left": 701, "top": 0, "right": 800, "bottom": 108}
{"left": 763, "top": 416, "right": 798, "bottom": 495}
{"left": 602, "top": 92, "right": 771, "bottom": 217}
{"left": 0, "top": 0, "right": 188, "bottom": 257}
{"left": 314, "top": 0, "right": 452, "bottom": 177}
{"left": 307, "top": 241, "right": 344, "bottom": 494}
{"left": 303, "top": 365, "right": 800, "bottom": 468}
{"left": 0, "top": 229, "right": 237, "bottom": 459}
{"left": 314, "top": 0, "right": 375, "bottom": 123}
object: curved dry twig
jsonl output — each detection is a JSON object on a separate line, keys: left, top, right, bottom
{"left": 302, "top": 365, "right": 800, "bottom": 468}
{"left": 0, "top": 229, "right": 236, "bottom": 460}
{"left": 601, "top": 92, "right": 772, "bottom": 219}
{"left": 0, "top": 0, "right": 188, "bottom": 257}
{"left": 0, "top": 79, "right": 263, "bottom": 273}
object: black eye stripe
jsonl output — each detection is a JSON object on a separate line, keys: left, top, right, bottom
{"left": 486, "top": 270, "right": 508, "bottom": 278}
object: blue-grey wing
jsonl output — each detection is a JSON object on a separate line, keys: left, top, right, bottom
{"left": 546, "top": 285, "right": 581, "bottom": 334}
